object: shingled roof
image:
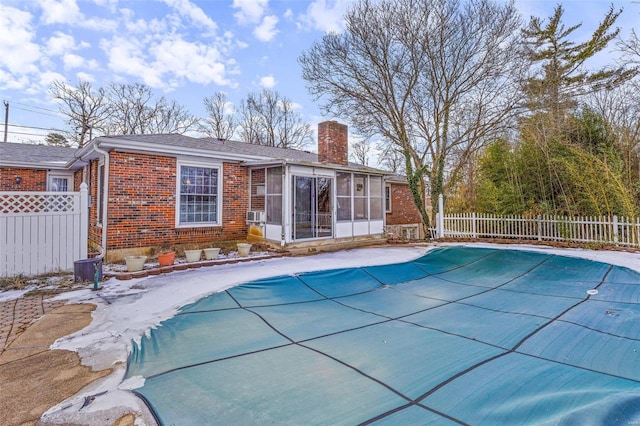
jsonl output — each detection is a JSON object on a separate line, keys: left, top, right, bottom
{"left": 0, "top": 142, "right": 78, "bottom": 168}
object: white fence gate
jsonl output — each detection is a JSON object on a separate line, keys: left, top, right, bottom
{"left": 434, "top": 195, "right": 640, "bottom": 248}
{"left": 0, "top": 183, "right": 88, "bottom": 276}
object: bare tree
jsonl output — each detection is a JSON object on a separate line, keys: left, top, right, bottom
{"left": 350, "top": 139, "right": 370, "bottom": 165}
{"left": 377, "top": 143, "right": 405, "bottom": 174}
{"left": 103, "top": 83, "right": 197, "bottom": 135}
{"left": 237, "top": 94, "right": 263, "bottom": 145}
{"left": 299, "top": 0, "right": 525, "bottom": 232}
{"left": 147, "top": 98, "right": 199, "bottom": 134}
{"left": 236, "top": 89, "right": 313, "bottom": 149}
{"left": 276, "top": 97, "right": 313, "bottom": 149}
{"left": 201, "top": 92, "right": 235, "bottom": 140}
{"left": 49, "top": 79, "right": 109, "bottom": 147}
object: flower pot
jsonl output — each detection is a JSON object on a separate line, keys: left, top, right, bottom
{"left": 237, "top": 243, "right": 252, "bottom": 257}
{"left": 125, "top": 255, "right": 147, "bottom": 272}
{"left": 203, "top": 248, "right": 221, "bottom": 260}
{"left": 185, "top": 249, "right": 202, "bottom": 263}
{"left": 158, "top": 251, "right": 175, "bottom": 267}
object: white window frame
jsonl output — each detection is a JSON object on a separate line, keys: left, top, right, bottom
{"left": 96, "top": 160, "right": 105, "bottom": 227}
{"left": 385, "top": 184, "right": 392, "bottom": 213}
{"left": 175, "top": 160, "right": 223, "bottom": 228}
{"left": 47, "top": 171, "right": 73, "bottom": 192}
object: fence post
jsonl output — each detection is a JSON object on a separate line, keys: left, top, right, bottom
{"left": 437, "top": 194, "right": 444, "bottom": 238}
{"left": 79, "top": 182, "right": 89, "bottom": 259}
{"left": 612, "top": 215, "right": 619, "bottom": 246}
{"left": 472, "top": 212, "right": 477, "bottom": 238}
{"left": 537, "top": 215, "right": 542, "bottom": 241}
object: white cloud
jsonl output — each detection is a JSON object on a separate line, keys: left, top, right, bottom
{"left": 101, "top": 36, "right": 165, "bottom": 87}
{"left": 259, "top": 75, "right": 276, "bottom": 88}
{"left": 232, "top": 0, "right": 268, "bottom": 25}
{"left": 151, "top": 37, "right": 231, "bottom": 86}
{"left": 38, "top": 0, "right": 116, "bottom": 31}
{"left": 46, "top": 32, "right": 76, "bottom": 56}
{"left": 284, "top": 8, "right": 293, "bottom": 21}
{"left": 163, "top": 0, "right": 218, "bottom": 34}
{"left": 75, "top": 71, "right": 96, "bottom": 82}
{"left": 0, "top": 5, "right": 42, "bottom": 88}
{"left": 62, "top": 53, "right": 85, "bottom": 69}
{"left": 37, "top": 0, "right": 83, "bottom": 25}
{"left": 299, "top": 0, "right": 351, "bottom": 33}
{"left": 254, "top": 15, "right": 279, "bottom": 42}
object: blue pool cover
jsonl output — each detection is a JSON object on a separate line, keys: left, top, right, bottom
{"left": 126, "top": 246, "right": 640, "bottom": 425}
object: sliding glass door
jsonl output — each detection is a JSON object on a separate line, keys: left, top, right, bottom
{"left": 292, "top": 176, "right": 332, "bottom": 240}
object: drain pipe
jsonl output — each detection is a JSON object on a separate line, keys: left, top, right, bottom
{"left": 92, "top": 142, "right": 110, "bottom": 260}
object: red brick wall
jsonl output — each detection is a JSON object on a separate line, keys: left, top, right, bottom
{"left": 96, "top": 152, "right": 250, "bottom": 253}
{"left": 73, "top": 169, "right": 83, "bottom": 191}
{"left": 0, "top": 168, "right": 47, "bottom": 191}
{"left": 250, "top": 168, "right": 265, "bottom": 210}
{"left": 318, "top": 121, "right": 348, "bottom": 166}
{"left": 386, "top": 182, "right": 423, "bottom": 225}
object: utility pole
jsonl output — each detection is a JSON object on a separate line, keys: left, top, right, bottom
{"left": 3, "top": 101, "right": 8, "bottom": 142}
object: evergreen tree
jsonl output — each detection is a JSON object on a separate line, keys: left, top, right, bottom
{"left": 522, "top": 5, "right": 635, "bottom": 125}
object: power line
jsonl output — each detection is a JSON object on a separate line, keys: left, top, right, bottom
{"left": 0, "top": 123, "right": 67, "bottom": 133}
{"left": 13, "top": 102, "right": 59, "bottom": 114}
{"left": 5, "top": 130, "right": 50, "bottom": 137}
{"left": 13, "top": 105, "right": 61, "bottom": 118}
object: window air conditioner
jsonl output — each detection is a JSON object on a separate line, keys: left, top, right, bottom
{"left": 246, "top": 210, "right": 265, "bottom": 223}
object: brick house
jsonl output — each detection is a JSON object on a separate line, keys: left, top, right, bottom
{"left": 384, "top": 175, "right": 425, "bottom": 240}
{"left": 1, "top": 121, "right": 424, "bottom": 261}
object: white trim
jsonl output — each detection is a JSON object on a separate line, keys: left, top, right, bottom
{"left": 385, "top": 184, "right": 392, "bottom": 213}
{"left": 175, "top": 159, "right": 223, "bottom": 228}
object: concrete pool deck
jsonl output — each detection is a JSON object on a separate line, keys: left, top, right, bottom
{"left": 0, "top": 243, "right": 639, "bottom": 425}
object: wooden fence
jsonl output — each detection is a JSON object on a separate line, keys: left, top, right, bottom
{"left": 0, "top": 183, "right": 88, "bottom": 276}
{"left": 434, "top": 211, "right": 639, "bottom": 248}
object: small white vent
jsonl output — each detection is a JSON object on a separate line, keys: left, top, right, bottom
{"left": 246, "top": 210, "right": 265, "bottom": 223}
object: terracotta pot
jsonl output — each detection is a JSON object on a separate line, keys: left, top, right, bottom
{"left": 203, "top": 248, "right": 221, "bottom": 260}
{"left": 125, "top": 255, "right": 147, "bottom": 272}
{"left": 158, "top": 251, "right": 175, "bottom": 267}
{"left": 185, "top": 249, "right": 202, "bottom": 263}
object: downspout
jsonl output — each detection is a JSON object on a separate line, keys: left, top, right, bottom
{"left": 281, "top": 162, "right": 288, "bottom": 247}
{"left": 92, "top": 142, "right": 110, "bottom": 260}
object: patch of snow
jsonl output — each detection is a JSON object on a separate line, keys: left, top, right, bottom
{"left": 0, "top": 288, "right": 32, "bottom": 302}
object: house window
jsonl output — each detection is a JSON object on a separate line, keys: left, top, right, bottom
{"left": 353, "top": 174, "right": 368, "bottom": 220}
{"left": 385, "top": 184, "right": 392, "bottom": 213}
{"left": 177, "top": 163, "right": 220, "bottom": 226}
{"left": 369, "top": 176, "right": 383, "bottom": 219}
{"left": 336, "top": 172, "right": 351, "bottom": 221}
{"left": 47, "top": 173, "right": 72, "bottom": 192}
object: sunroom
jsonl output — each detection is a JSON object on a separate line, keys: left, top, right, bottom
{"left": 247, "top": 163, "right": 388, "bottom": 246}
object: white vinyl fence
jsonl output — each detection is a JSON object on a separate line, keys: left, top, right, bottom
{"left": 434, "top": 196, "right": 639, "bottom": 248}
{"left": 0, "top": 183, "right": 88, "bottom": 276}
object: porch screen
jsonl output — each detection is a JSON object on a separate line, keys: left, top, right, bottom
{"left": 336, "top": 172, "right": 351, "bottom": 221}
{"left": 266, "top": 167, "right": 282, "bottom": 225}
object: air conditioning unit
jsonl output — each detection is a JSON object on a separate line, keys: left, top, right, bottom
{"left": 246, "top": 210, "right": 265, "bottom": 223}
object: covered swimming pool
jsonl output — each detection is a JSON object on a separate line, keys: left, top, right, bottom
{"left": 125, "top": 246, "right": 640, "bottom": 425}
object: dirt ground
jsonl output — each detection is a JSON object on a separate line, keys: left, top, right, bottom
{"left": 0, "top": 301, "right": 134, "bottom": 426}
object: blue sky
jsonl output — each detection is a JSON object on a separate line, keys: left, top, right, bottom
{"left": 0, "top": 0, "right": 638, "bottom": 145}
